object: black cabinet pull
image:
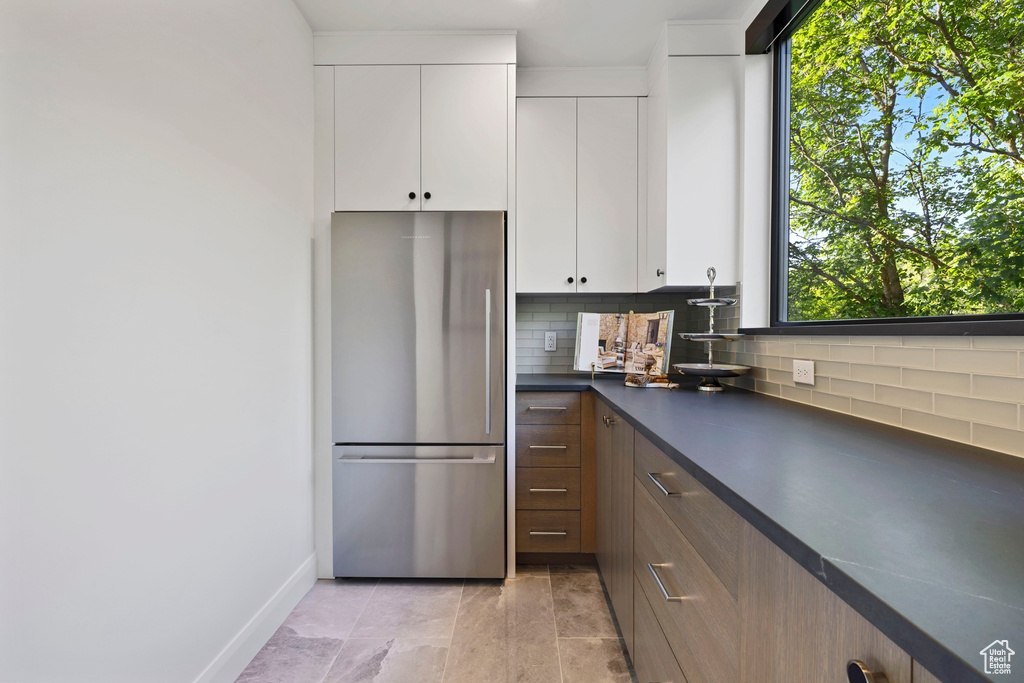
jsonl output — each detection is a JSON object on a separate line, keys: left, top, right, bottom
{"left": 580, "top": 276, "right": 588, "bottom": 284}
{"left": 424, "top": 191, "right": 432, "bottom": 200}
{"left": 567, "top": 277, "right": 574, "bottom": 284}
{"left": 409, "top": 192, "right": 416, "bottom": 199}
{"left": 657, "top": 269, "right": 664, "bottom": 277}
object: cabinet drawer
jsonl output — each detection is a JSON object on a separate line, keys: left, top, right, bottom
{"left": 516, "top": 510, "right": 581, "bottom": 552}
{"left": 516, "top": 425, "right": 581, "bottom": 467}
{"left": 634, "top": 478, "right": 739, "bottom": 683}
{"left": 516, "top": 468, "right": 581, "bottom": 510}
{"left": 516, "top": 392, "right": 581, "bottom": 424}
{"left": 634, "top": 432, "right": 740, "bottom": 598}
{"left": 634, "top": 574, "right": 687, "bottom": 683}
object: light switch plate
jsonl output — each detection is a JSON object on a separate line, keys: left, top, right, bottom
{"left": 544, "top": 331, "right": 557, "bottom": 352}
{"left": 793, "top": 359, "right": 815, "bottom": 385}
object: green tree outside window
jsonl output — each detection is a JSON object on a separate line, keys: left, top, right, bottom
{"left": 786, "top": 0, "right": 1024, "bottom": 320}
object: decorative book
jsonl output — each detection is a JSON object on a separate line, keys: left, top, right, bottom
{"left": 573, "top": 311, "right": 675, "bottom": 376}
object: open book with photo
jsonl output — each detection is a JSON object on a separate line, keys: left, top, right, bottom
{"left": 573, "top": 311, "right": 675, "bottom": 375}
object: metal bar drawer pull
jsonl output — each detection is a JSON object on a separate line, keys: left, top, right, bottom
{"left": 529, "top": 445, "right": 567, "bottom": 450}
{"left": 647, "top": 472, "right": 681, "bottom": 497}
{"left": 528, "top": 406, "right": 566, "bottom": 410}
{"left": 529, "top": 530, "right": 567, "bottom": 536}
{"left": 648, "top": 563, "right": 687, "bottom": 602}
{"left": 529, "top": 488, "right": 568, "bottom": 493}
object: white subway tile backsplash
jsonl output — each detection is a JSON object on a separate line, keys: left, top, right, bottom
{"left": 858, "top": 336, "right": 902, "bottom": 347}
{"left": 875, "top": 385, "right": 934, "bottom": 412}
{"left": 829, "top": 345, "right": 874, "bottom": 363}
{"left": 902, "top": 335, "right": 972, "bottom": 348}
{"left": 830, "top": 378, "right": 875, "bottom": 401}
{"left": 874, "top": 345, "right": 934, "bottom": 369}
{"left": 972, "top": 336, "right": 1024, "bottom": 350}
{"left": 851, "top": 398, "right": 902, "bottom": 426}
{"left": 935, "top": 348, "right": 1018, "bottom": 375}
{"left": 902, "top": 409, "right": 972, "bottom": 442}
{"left": 901, "top": 368, "right": 971, "bottom": 395}
{"left": 973, "top": 423, "right": 1024, "bottom": 457}
{"left": 814, "top": 360, "right": 852, "bottom": 379}
{"left": 934, "top": 395, "right": 1019, "bottom": 429}
{"left": 971, "top": 375, "right": 1024, "bottom": 403}
{"left": 792, "top": 343, "right": 830, "bottom": 360}
{"left": 518, "top": 300, "right": 1023, "bottom": 458}
{"left": 741, "top": 333, "right": 1023, "bottom": 459}
{"left": 812, "top": 390, "right": 850, "bottom": 413}
{"left": 780, "top": 384, "right": 813, "bottom": 403}
{"left": 850, "top": 363, "right": 902, "bottom": 386}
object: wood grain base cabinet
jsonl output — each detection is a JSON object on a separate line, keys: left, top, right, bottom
{"left": 595, "top": 398, "right": 635, "bottom": 655}
{"left": 634, "top": 574, "right": 687, "bottom": 683}
{"left": 515, "top": 392, "right": 596, "bottom": 558}
{"left": 620, "top": 412, "right": 920, "bottom": 683}
{"left": 739, "top": 524, "right": 912, "bottom": 683}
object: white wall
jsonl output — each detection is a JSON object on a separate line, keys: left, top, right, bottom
{"left": 0, "top": 2, "right": 315, "bottom": 682}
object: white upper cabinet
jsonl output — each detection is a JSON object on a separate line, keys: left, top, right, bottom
{"left": 645, "top": 55, "right": 741, "bottom": 289}
{"left": 516, "top": 97, "right": 639, "bottom": 293}
{"left": 516, "top": 98, "right": 577, "bottom": 293}
{"left": 334, "top": 64, "right": 508, "bottom": 212}
{"left": 421, "top": 65, "right": 508, "bottom": 212}
{"left": 334, "top": 65, "right": 421, "bottom": 211}
{"left": 576, "top": 98, "right": 638, "bottom": 294}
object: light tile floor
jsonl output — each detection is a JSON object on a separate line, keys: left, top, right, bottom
{"left": 236, "top": 564, "right": 636, "bottom": 683}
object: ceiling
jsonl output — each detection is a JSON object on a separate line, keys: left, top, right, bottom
{"left": 292, "top": 0, "right": 756, "bottom": 67}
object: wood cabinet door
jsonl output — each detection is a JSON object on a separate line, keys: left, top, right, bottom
{"left": 576, "top": 97, "right": 638, "bottom": 294}
{"left": 740, "top": 524, "right": 912, "bottom": 683}
{"left": 334, "top": 65, "right": 421, "bottom": 211}
{"left": 608, "top": 410, "right": 635, "bottom": 655}
{"left": 516, "top": 97, "right": 578, "bottom": 293}
{"left": 420, "top": 64, "right": 507, "bottom": 211}
{"left": 595, "top": 399, "right": 614, "bottom": 584}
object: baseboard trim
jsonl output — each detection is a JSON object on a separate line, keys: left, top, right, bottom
{"left": 516, "top": 552, "right": 597, "bottom": 565}
{"left": 193, "top": 552, "right": 318, "bottom": 683}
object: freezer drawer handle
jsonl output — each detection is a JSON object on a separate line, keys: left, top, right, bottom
{"left": 338, "top": 454, "right": 497, "bottom": 465}
{"left": 529, "top": 488, "right": 568, "bottom": 493}
{"left": 528, "top": 406, "right": 567, "bottom": 411}
{"left": 485, "top": 288, "right": 491, "bottom": 435}
{"left": 648, "top": 563, "right": 687, "bottom": 602}
{"left": 647, "top": 472, "right": 681, "bottom": 497}
{"left": 529, "top": 531, "right": 567, "bottom": 536}
{"left": 528, "top": 445, "right": 567, "bottom": 450}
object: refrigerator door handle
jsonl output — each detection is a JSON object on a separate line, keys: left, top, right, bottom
{"left": 485, "top": 288, "right": 491, "bottom": 435}
{"left": 338, "top": 454, "right": 497, "bottom": 465}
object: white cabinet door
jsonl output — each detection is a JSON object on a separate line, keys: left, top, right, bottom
{"left": 334, "top": 65, "right": 421, "bottom": 211}
{"left": 663, "top": 56, "right": 740, "bottom": 286}
{"left": 645, "top": 72, "right": 669, "bottom": 291}
{"left": 421, "top": 64, "right": 507, "bottom": 211}
{"left": 576, "top": 98, "right": 638, "bottom": 293}
{"left": 516, "top": 98, "right": 577, "bottom": 294}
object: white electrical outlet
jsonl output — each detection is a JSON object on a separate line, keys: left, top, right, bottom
{"left": 544, "top": 331, "right": 557, "bottom": 352}
{"left": 793, "top": 359, "right": 815, "bottom": 385}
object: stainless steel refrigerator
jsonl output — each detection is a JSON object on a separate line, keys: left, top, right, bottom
{"left": 331, "top": 211, "right": 505, "bottom": 578}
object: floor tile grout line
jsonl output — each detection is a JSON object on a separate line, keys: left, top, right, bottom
{"left": 550, "top": 567, "right": 565, "bottom": 683}
{"left": 318, "top": 578, "right": 379, "bottom": 683}
{"left": 439, "top": 579, "right": 465, "bottom": 683}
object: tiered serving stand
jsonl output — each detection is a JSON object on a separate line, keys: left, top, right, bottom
{"left": 673, "top": 267, "right": 750, "bottom": 392}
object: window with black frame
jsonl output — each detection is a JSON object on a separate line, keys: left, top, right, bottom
{"left": 770, "top": 0, "right": 1023, "bottom": 328}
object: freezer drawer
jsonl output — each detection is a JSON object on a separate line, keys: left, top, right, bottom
{"left": 332, "top": 445, "right": 506, "bottom": 578}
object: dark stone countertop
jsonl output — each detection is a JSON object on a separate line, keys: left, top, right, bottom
{"left": 516, "top": 374, "right": 1024, "bottom": 683}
